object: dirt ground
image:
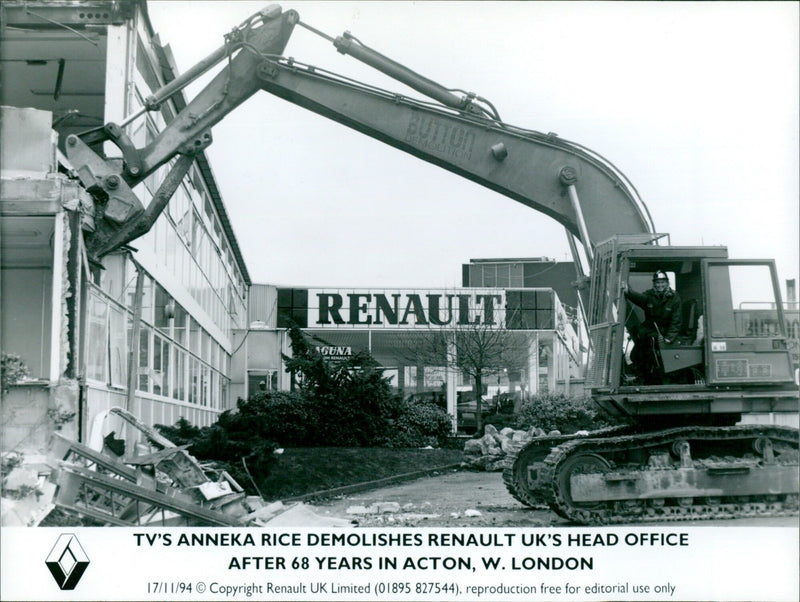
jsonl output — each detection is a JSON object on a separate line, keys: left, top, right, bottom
{"left": 312, "top": 470, "right": 572, "bottom": 528}
{"left": 310, "top": 469, "right": 798, "bottom": 528}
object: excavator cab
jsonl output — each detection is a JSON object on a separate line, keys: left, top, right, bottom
{"left": 586, "top": 236, "right": 797, "bottom": 423}
{"left": 506, "top": 234, "right": 799, "bottom": 523}
{"left": 701, "top": 259, "right": 796, "bottom": 384}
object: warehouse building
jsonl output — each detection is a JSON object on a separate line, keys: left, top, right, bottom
{"left": 238, "top": 283, "right": 582, "bottom": 432}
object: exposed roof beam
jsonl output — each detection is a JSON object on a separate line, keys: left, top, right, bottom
{"left": 1, "top": 1, "right": 132, "bottom": 28}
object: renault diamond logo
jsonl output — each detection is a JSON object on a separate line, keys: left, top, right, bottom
{"left": 46, "top": 534, "right": 90, "bottom": 590}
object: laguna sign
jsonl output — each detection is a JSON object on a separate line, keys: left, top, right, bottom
{"left": 308, "top": 289, "right": 506, "bottom": 329}
{"left": 315, "top": 345, "right": 353, "bottom": 360}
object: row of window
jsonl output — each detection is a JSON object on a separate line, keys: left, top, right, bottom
{"left": 86, "top": 286, "right": 230, "bottom": 410}
{"left": 138, "top": 327, "right": 228, "bottom": 408}
{"left": 99, "top": 255, "right": 229, "bottom": 373}
{"left": 467, "top": 263, "right": 527, "bottom": 288}
{"left": 164, "top": 174, "right": 245, "bottom": 305}
{"left": 131, "top": 17, "right": 248, "bottom": 313}
{"left": 127, "top": 87, "right": 247, "bottom": 336}
{"left": 140, "top": 211, "right": 243, "bottom": 335}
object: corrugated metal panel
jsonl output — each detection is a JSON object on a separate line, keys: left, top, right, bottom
{"left": 247, "top": 284, "right": 278, "bottom": 327}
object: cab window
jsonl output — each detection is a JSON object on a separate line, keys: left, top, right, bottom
{"left": 707, "top": 263, "right": 782, "bottom": 338}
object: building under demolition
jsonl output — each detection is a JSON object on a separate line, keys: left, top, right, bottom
{"left": 3, "top": 1, "right": 795, "bottom": 454}
{"left": 1, "top": 1, "right": 249, "bottom": 451}
{"left": 1, "top": 0, "right": 584, "bottom": 449}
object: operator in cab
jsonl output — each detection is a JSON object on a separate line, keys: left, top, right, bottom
{"left": 622, "top": 271, "right": 682, "bottom": 384}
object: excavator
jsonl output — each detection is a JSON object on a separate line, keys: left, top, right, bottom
{"left": 65, "top": 5, "right": 798, "bottom": 524}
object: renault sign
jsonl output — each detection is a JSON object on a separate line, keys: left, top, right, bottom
{"left": 308, "top": 289, "right": 505, "bottom": 329}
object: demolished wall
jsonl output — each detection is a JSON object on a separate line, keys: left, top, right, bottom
{"left": 1, "top": 106, "right": 86, "bottom": 454}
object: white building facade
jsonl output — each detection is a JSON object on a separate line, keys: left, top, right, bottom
{"left": 1, "top": 1, "right": 248, "bottom": 451}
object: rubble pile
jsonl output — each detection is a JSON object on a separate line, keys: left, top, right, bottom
{"left": 344, "top": 500, "right": 485, "bottom": 526}
{"left": 462, "top": 424, "right": 553, "bottom": 471}
{"left": 1, "top": 452, "right": 56, "bottom": 526}
{"left": 1, "top": 407, "right": 350, "bottom": 528}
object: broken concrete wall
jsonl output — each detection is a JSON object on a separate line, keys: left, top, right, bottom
{"left": 1, "top": 382, "right": 78, "bottom": 454}
{"left": 1, "top": 386, "right": 51, "bottom": 453}
{"left": 1, "top": 106, "right": 84, "bottom": 453}
{"left": 48, "top": 210, "right": 79, "bottom": 443}
{"left": 48, "top": 380, "right": 79, "bottom": 441}
{"left": 56, "top": 210, "right": 72, "bottom": 381}
{"left": 1, "top": 210, "right": 82, "bottom": 452}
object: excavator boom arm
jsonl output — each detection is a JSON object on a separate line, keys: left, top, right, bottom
{"left": 257, "top": 60, "right": 652, "bottom": 243}
{"left": 65, "top": 6, "right": 299, "bottom": 259}
{"left": 67, "top": 4, "right": 652, "bottom": 260}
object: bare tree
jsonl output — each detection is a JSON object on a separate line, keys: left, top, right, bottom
{"left": 397, "top": 321, "right": 530, "bottom": 434}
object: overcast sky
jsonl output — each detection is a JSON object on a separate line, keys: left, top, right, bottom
{"left": 146, "top": 1, "right": 799, "bottom": 292}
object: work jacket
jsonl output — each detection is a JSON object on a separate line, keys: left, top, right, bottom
{"left": 625, "top": 287, "right": 682, "bottom": 342}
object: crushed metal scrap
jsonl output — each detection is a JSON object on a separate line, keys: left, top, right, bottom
{"left": 42, "top": 407, "right": 352, "bottom": 527}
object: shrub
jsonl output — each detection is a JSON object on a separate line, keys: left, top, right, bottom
{"left": 280, "top": 326, "right": 402, "bottom": 446}
{"left": 513, "top": 393, "right": 621, "bottom": 434}
{"left": 152, "top": 416, "right": 200, "bottom": 447}
{"left": 1, "top": 352, "right": 30, "bottom": 393}
{"left": 230, "top": 385, "right": 454, "bottom": 450}
{"left": 384, "top": 399, "right": 452, "bottom": 448}
{"left": 232, "top": 388, "right": 399, "bottom": 448}
{"left": 234, "top": 391, "right": 316, "bottom": 447}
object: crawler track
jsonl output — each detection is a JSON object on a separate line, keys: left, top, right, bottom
{"left": 503, "top": 425, "right": 635, "bottom": 511}
{"left": 503, "top": 434, "right": 573, "bottom": 509}
{"left": 539, "top": 425, "right": 799, "bottom": 525}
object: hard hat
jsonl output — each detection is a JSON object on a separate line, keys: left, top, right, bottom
{"left": 652, "top": 270, "right": 669, "bottom": 282}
